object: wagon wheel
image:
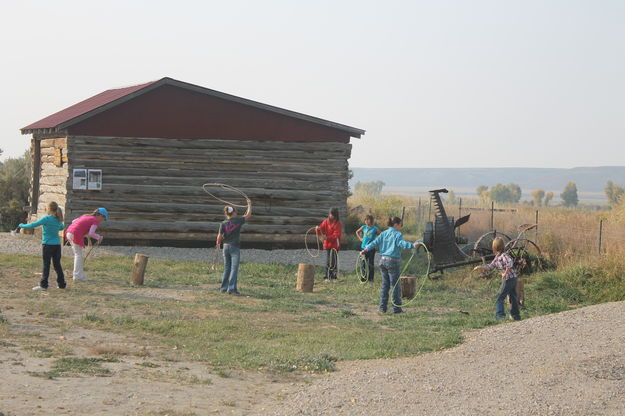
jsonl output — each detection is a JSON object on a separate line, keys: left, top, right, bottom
{"left": 473, "top": 231, "right": 512, "bottom": 258}
{"left": 505, "top": 238, "right": 543, "bottom": 275}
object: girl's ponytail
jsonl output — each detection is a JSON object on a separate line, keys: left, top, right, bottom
{"left": 48, "top": 201, "right": 64, "bottom": 223}
{"left": 387, "top": 216, "right": 402, "bottom": 227}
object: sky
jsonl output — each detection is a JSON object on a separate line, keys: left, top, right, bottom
{"left": 0, "top": 0, "right": 623, "bottom": 168}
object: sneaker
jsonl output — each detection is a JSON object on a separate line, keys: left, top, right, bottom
{"left": 73, "top": 276, "right": 88, "bottom": 282}
{"left": 57, "top": 284, "right": 67, "bottom": 289}
{"left": 32, "top": 286, "right": 47, "bottom": 291}
{"left": 392, "top": 309, "right": 404, "bottom": 314}
{"left": 227, "top": 290, "right": 241, "bottom": 296}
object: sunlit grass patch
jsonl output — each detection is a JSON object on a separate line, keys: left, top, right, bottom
{"left": 29, "top": 357, "right": 117, "bottom": 379}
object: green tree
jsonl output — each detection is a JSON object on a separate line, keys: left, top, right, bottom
{"left": 489, "top": 184, "right": 512, "bottom": 203}
{"left": 560, "top": 181, "right": 579, "bottom": 207}
{"left": 0, "top": 150, "right": 31, "bottom": 231}
{"left": 354, "top": 180, "right": 385, "bottom": 197}
{"left": 446, "top": 190, "right": 458, "bottom": 204}
{"left": 544, "top": 191, "right": 554, "bottom": 206}
{"left": 487, "top": 183, "right": 522, "bottom": 204}
{"left": 476, "top": 185, "right": 488, "bottom": 201}
{"left": 605, "top": 180, "right": 625, "bottom": 206}
{"left": 531, "top": 189, "right": 545, "bottom": 207}
{"left": 507, "top": 183, "right": 522, "bottom": 203}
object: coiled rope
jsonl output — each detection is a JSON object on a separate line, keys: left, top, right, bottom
{"left": 390, "top": 242, "right": 432, "bottom": 308}
{"left": 84, "top": 236, "right": 103, "bottom": 263}
{"left": 355, "top": 253, "right": 370, "bottom": 283}
{"left": 202, "top": 183, "right": 250, "bottom": 207}
{"left": 304, "top": 226, "right": 321, "bottom": 258}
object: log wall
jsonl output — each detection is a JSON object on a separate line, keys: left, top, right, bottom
{"left": 60, "top": 135, "right": 352, "bottom": 247}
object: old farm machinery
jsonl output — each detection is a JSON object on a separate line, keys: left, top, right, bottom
{"left": 421, "top": 189, "right": 544, "bottom": 276}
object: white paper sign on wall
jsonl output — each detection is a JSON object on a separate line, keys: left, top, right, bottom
{"left": 88, "top": 169, "right": 102, "bottom": 190}
{"left": 72, "top": 169, "right": 87, "bottom": 190}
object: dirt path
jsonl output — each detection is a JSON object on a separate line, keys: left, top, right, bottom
{"left": 0, "top": 302, "right": 296, "bottom": 416}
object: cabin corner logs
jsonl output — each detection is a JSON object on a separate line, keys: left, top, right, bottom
{"left": 31, "top": 135, "right": 351, "bottom": 247}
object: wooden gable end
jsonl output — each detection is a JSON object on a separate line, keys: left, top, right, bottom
{"left": 66, "top": 84, "right": 352, "bottom": 143}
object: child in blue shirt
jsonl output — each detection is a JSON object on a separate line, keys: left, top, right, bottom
{"left": 19, "top": 201, "right": 66, "bottom": 290}
{"left": 362, "top": 216, "right": 418, "bottom": 314}
{"left": 355, "top": 215, "right": 380, "bottom": 282}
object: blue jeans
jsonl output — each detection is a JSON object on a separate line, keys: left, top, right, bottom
{"left": 379, "top": 257, "right": 402, "bottom": 313}
{"left": 220, "top": 244, "right": 241, "bottom": 292}
{"left": 496, "top": 277, "right": 520, "bottom": 320}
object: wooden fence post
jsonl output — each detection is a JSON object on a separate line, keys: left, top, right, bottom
{"left": 598, "top": 219, "right": 603, "bottom": 255}
{"left": 535, "top": 210, "right": 539, "bottom": 242}
{"left": 131, "top": 253, "right": 149, "bottom": 285}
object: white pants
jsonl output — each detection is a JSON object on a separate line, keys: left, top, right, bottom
{"left": 66, "top": 233, "right": 86, "bottom": 280}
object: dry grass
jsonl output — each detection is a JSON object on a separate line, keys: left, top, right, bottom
{"left": 349, "top": 194, "right": 625, "bottom": 270}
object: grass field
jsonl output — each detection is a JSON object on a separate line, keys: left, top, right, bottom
{"left": 2, "top": 249, "right": 621, "bottom": 375}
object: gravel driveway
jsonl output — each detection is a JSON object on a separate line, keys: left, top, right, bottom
{"left": 1, "top": 232, "right": 361, "bottom": 271}
{"left": 257, "top": 301, "right": 625, "bottom": 416}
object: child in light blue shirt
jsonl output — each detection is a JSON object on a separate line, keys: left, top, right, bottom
{"left": 19, "top": 201, "right": 66, "bottom": 290}
{"left": 355, "top": 215, "right": 380, "bottom": 281}
{"left": 362, "top": 216, "right": 418, "bottom": 313}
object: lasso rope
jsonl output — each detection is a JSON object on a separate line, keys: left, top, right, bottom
{"left": 327, "top": 247, "right": 340, "bottom": 280}
{"left": 355, "top": 253, "right": 369, "bottom": 283}
{"left": 390, "top": 242, "right": 432, "bottom": 308}
{"left": 304, "top": 226, "right": 321, "bottom": 258}
{"left": 84, "top": 236, "right": 102, "bottom": 263}
{"left": 202, "top": 183, "right": 250, "bottom": 208}
{"left": 210, "top": 245, "right": 221, "bottom": 271}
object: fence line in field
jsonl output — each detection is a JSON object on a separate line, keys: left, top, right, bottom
{"left": 358, "top": 199, "right": 622, "bottom": 259}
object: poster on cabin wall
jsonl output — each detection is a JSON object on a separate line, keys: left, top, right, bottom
{"left": 72, "top": 169, "right": 87, "bottom": 190}
{"left": 88, "top": 169, "right": 102, "bottom": 190}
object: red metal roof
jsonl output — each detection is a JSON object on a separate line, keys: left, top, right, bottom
{"left": 21, "top": 80, "right": 157, "bottom": 131}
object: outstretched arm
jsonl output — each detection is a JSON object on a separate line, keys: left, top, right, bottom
{"left": 243, "top": 199, "right": 252, "bottom": 221}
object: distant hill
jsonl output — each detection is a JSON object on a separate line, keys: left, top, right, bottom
{"left": 350, "top": 167, "right": 625, "bottom": 202}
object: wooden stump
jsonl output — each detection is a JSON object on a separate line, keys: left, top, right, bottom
{"left": 131, "top": 253, "right": 149, "bottom": 285}
{"left": 296, "top": 263, "right": 315, "bottom": 292}
{"left": 399, "top": 276, "right": 416, "bottom": 299}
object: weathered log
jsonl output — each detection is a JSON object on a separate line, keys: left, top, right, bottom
{"left": 98, "top": 221, "right": 315, "bottom": 234}
{"left": 100, "top": 231, "right": 308, "bottom": 243}
{"left": 71, "top": 135, "right": 351, "bottom": 152}
{"left": 131, "top": 253, "right": 149, "bottom": 285}
{"left": 399, "top": 276, "right": 416, "bottom": 299}
{"left": 68, "top": 200, "right": 342, "bottom": 216}
{"left": 296, "top": 264, "right": 315, "bottom": 292}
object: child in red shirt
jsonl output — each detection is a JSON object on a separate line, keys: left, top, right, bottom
{"left": 316, "top": 207, "right": 342, "bottom": 280}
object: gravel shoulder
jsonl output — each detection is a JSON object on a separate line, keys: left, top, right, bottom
{"left": 1, "top": 232, "right": 361, "bottom": 270}
{"left": 256, "top": 301, "right": 625, "bottom": 416}
{"left": 2, "top": 232, "right": 623, "bottom": 415}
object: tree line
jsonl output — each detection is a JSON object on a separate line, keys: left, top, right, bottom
{"left": 0, "top": 149, "right": 30, "bottom": 231}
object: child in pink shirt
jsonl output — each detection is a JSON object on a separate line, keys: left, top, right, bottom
{"left": 66, "top": 208, "right": 108, "bottom": 282}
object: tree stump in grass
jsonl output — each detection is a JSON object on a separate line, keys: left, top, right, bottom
{"left": 131, "top": 253, "right": 149, "bottom": 285}
{"left": 400, "top": 276, "right": 416, "bottom": 298}
{"left": 296, "top": 263, "right": 315, "bottom": 292}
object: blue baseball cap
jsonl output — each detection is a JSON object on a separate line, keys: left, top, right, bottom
{"left": 97, "top": 207, "right": 109, "bottom": 221}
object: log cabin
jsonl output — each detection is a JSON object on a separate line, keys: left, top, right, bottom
{"left": 21, "top": 77, "right": 365, "bottom": 247}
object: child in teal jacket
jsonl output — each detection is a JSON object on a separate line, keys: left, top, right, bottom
{"left": 19, "top": 201, "right": 66, "bottom": 290}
